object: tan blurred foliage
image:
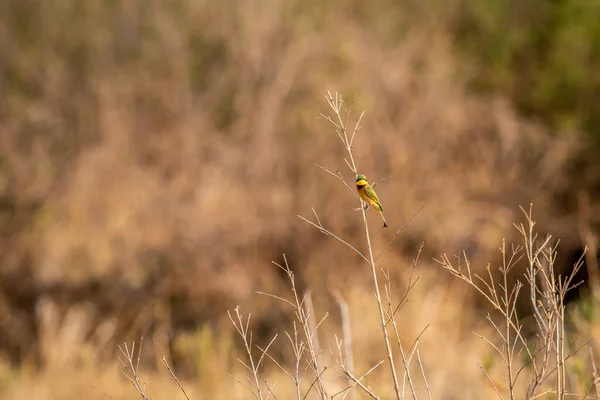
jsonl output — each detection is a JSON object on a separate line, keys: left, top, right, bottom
{"left": 0, "top": 0, "right": 591, "bottom": 398}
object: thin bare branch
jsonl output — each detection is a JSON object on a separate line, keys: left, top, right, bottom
{"left": 336, "top": 360, "right": 384, "bottom": 400}
{"left": 298, "top": 214, "right": 370, "bottom": 264}
{"left": 417, "top": 350, "right": 432, "bottom": 400}
{"left": 118, "top": 339, "right": 150, "bottom": 400}
{"left": 375, "top": 205, "right": 425, "bottom": 262}
{"left": 161, "top": 356, "right": 191, "bottom": 400}
{"left": 478, "top": 363, "right": 504, "bottom": 400}
{"left": 371, "top": 175, "right": 391, "bottom": 188}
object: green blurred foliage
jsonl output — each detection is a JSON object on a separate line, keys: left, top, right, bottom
{"left": 456, "top": 0, "right": 600, "bottom": 140}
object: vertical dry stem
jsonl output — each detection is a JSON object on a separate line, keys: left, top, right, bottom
{"left": 334, "top": 291, "right": 356, "bottom": 400}
{"left": 317, "top": 91, "right": 402, "bottom": 399}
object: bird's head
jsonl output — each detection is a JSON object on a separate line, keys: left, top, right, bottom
{"left": 356, "top": 174, "right": 367, "bottom": 183}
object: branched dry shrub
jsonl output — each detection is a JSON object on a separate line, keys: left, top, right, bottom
{"left": 228, "top": 92, "right": 429, "bottom": 400}
{"left": 229, "top": 257, "right": 328, "bottom": 400}
{"left": 118, "top": 338, "right": 191, "bottom": 400}
{"left": 436, "top": 205, "right": 592, "bottom": 399}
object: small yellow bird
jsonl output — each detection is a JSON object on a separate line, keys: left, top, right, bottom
{"left": 356, "top": 174, "right": 388, "bottom": 228}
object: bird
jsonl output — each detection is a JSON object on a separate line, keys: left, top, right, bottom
{"left": 355, "top": 174, "right": 388, "bottom": 228}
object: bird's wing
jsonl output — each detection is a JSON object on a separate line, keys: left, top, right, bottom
{"left": 365, "top": 186, "right": 382, "bottom": 209}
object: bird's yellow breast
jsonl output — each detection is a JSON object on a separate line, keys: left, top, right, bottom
{"left": 356, "top": 181, "right": 373, "bottom": 202}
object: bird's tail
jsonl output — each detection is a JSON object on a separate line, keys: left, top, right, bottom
{"left": 379, "top": 211, "right": 388, "bottom": 229}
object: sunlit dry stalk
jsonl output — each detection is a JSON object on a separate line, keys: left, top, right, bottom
{"left": 398, "top": 325, "right": 429, "bottom": 400}
{"left": 304, "top": 291, "right": 322, "bottom": 376}
{"left": 118, "top": 338, "right": 150, "bottom": 400}
{"left": 516, "top": 205, "right": 585, "bottom": 399}
{"left": 437, "top": 204, "right": 588, "bottom": 399}
{"left": 435, "top": 246, "right": 534, "bottom": 394}
{"left": 228, "top": 307, "right": 278, "bottom": 400}
{"left": 478, "top": 362, "right": 504, "bottom": 400}
{"left": 332, "top": 337, "right": 384, "bottom": 400}
{"left": 288, "top": 323, "right": 305, "bottom": 400}
{"left": 256, "top": 321, "right": 306, "bottom": 400}
{"left": 306, "top": 90, "right": 403, "bottom": 399}
{"left": 264, "top": 381, "right": 277, "bottom": 400}
{"left": 333, "top": 291, "right": 356, "bottom": 400}
{"left": 161, "top": 356, "right": 191, "bottom": 400}
{"left": 383, "top": 245, "right": 424, "bottom": 399}
{"left": 416, "top": 351, "right": 432, "bottom": 400}
{"left": 259, "top": 256, "right": 329, "bottom": 399}
{"left": 497, "top": 238, "right": 523, "bottom": 399}
{"left": 233, "top": 91, "right": 423, "bottom": 399}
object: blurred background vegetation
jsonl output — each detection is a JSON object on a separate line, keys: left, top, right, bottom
{"left": 1, "top": 0, "right": 599, "bottom": 398}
